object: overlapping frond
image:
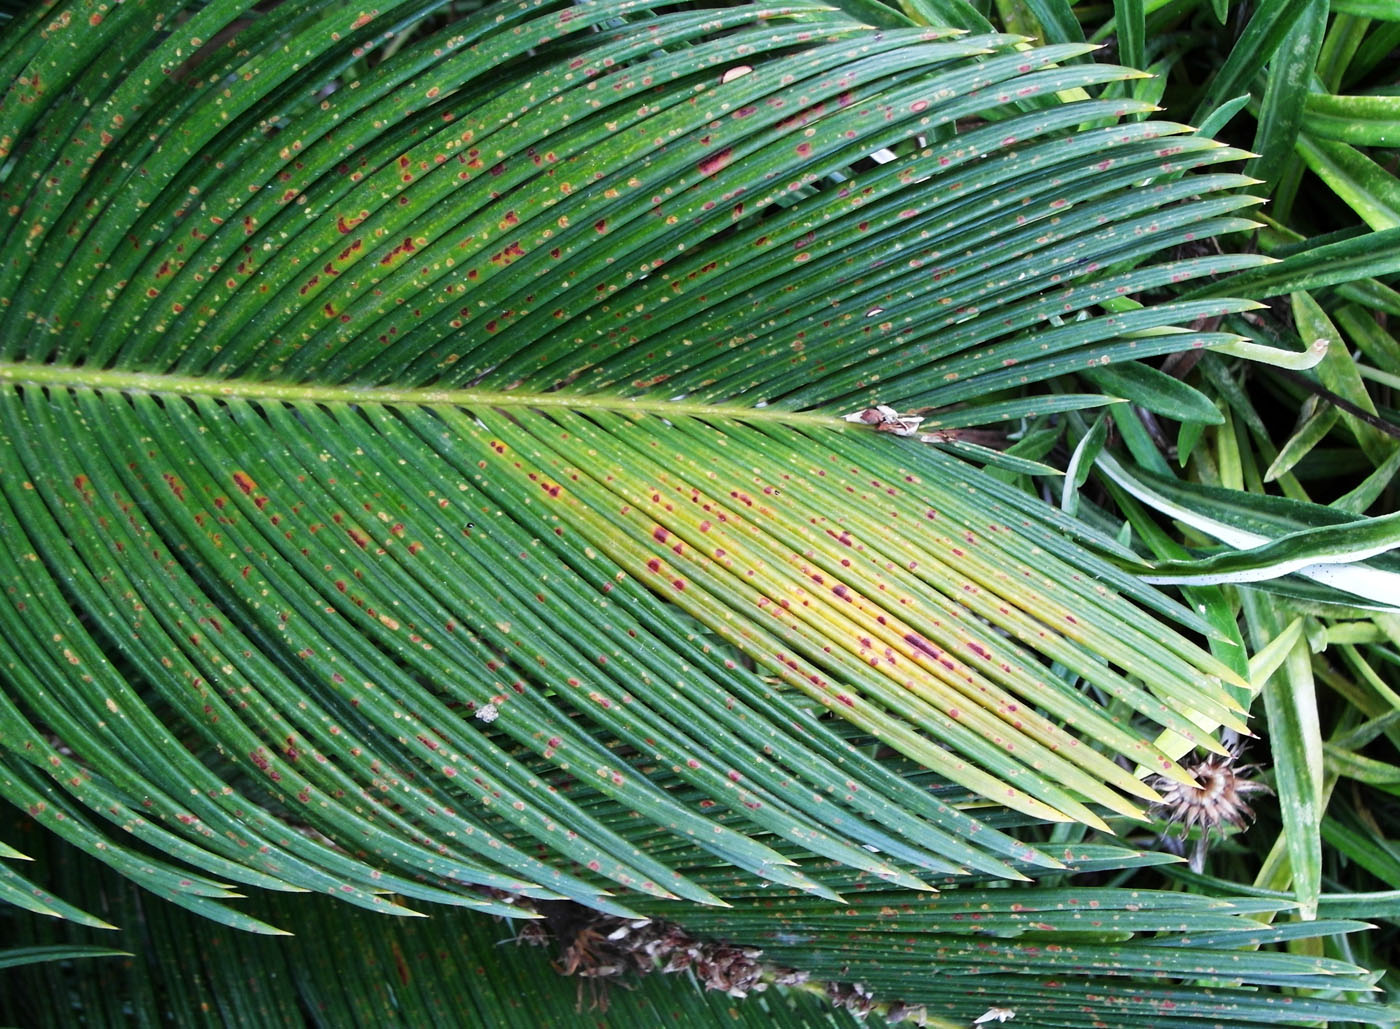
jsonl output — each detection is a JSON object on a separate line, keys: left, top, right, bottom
{"left": 0, "top": 0, "right": 1266, "bottom": 927}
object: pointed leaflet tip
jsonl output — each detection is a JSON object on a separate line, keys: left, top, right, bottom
{"left": 1121, "top": 774, "right": 1168, "bottom": 804}
{"left": 1010, "top": 846, "right": 1064, "bottom": 874}
{"left": 1080, "top": 809, "right": 1114, "bottom": 835}
{"left": 1216, "top": 710, "right": 1253, "bottom": 736}
{"left": 576, "top": 896, "right": 648, "bottom": 919}
{"left": 758, "top": 860, "right": 844, "bottom": 901}
{"left": 659, "top": 877, "right": 729, "bottom": 908}
{"left": 872, "top": 864, "right": 936, "bottom": 892}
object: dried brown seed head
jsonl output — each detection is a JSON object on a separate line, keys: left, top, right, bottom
{"left": 1149, "top": 747, "right": 1272, "bottom": 871}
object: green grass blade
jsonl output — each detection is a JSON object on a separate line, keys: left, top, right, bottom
{"left": 1295, "top": 133, "right": 1400, "bottom": 230}
{"left": 1248, "top": 0, "right": 1329, "bottom": 190}
{"left": 1192, "top": 226, "right": 1400, "bottom": 298}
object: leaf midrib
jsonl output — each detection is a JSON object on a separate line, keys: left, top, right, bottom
{"left": 0, "top": 360, "right": 840, "bottom": 425}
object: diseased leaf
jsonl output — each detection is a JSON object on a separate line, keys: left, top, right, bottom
{"left": 0, "top": 0, "right": 1273, "bottom": 919}
{"left": 8, "top": 9, "right": 1395, "bottom": 1027}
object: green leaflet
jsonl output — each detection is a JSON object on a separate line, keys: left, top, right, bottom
{"left": 0, "top": 946, "right": 131, "bottom": 971}
{"left": 1195, "top": 225, "right": 1400, "bottom": 298}
{"left": 1080, "top": 360, "right": 1224, "bottom": 425}
{"left": 4, "top": 821, "right": 1396, "bottom": 1029}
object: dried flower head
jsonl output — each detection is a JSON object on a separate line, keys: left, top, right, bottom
{"left": 1149, "top": 745, "right": 1271, "bottom": 872}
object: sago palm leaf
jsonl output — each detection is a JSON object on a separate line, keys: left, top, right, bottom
{"left": 4, "top": 820, "right": 1397, "bottom": 1029}
{"left": 1, "top": 0, "right": 1267, "bottom": 937}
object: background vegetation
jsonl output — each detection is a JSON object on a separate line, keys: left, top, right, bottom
{"left": 1, "top": 0, "right": 1398, "bottom": 1026}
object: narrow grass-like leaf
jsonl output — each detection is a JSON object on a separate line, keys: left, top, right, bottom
{"left": 1102, "top": 482, "right": 1250, "bottom": 682}
{"left": 1196, "top": 94, "right": 1253, "bottom": 139}
{"left": 1295, "top": 133, "right": 1400, "bottom": 230}
{"left": 1191, "top": 0, "right": 1316, "bottom": 125}
{"left": 1249, "top": 0, "right": 1328, "bottom": 189}
{"left": 1335, "top": 443, "right": 1400, "bottom": 514}
{"left": 828, "top": 0, "right": 919, "bottom": 28}
{"left": 1317, "top": 11, "right": 1373, "bottom": 93}
{"left": 1348, "top": 21, "right": 1400, "bottom": 87}
{"left": 1081, "top": 361, "right": 1224, "bottom": 424}
{"left": 1021, "top": 0, "right": 1085, "bottom": 46}
{"left": 899, "top": 0, "right": 995, "bottom": 31}
{"left": 1210, "top": 336, "right": 1330, "bottom": 370}
{"left": 1294, "top": 290, "right": 1400, "bottom": 465}
{"left": 1196, "top": 509, "right": 1399, "bottom": 596}
{"left": 1192, "top": 226, "right": 1400, "bottom": 298}
{"left": 1113, "top": 0, "right": 1145, "bottom": 74}
{"left": 1264, "top": 403, "right": 1340, "bottom": 482}
{"left": 1062, "top": 412, "right": 1109, "bottom": 517}
{"left": 1095, "top": 453, "right": 1400, "bottom": 606}
{"left": 1339, "top": 304, "right": 1400, "bottom": 369}
{"left": 1244, "top": 595, "right": 1323, "bottom": 920}
{"left": 1333, "top": 0, "right": 1400, "bottom": 15}
{"left": 1304, "top": 92, "right": 1400, "bottom": 146}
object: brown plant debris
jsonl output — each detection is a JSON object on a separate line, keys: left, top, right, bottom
{"left": 518, "top": 899, "right": 924, "bottom": 1022}
{"left": 842, "top": 404, "right": 1014, "bottom": 449}
{"left": 1149, "top": 744, "right": 1272, "bottom": 873}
